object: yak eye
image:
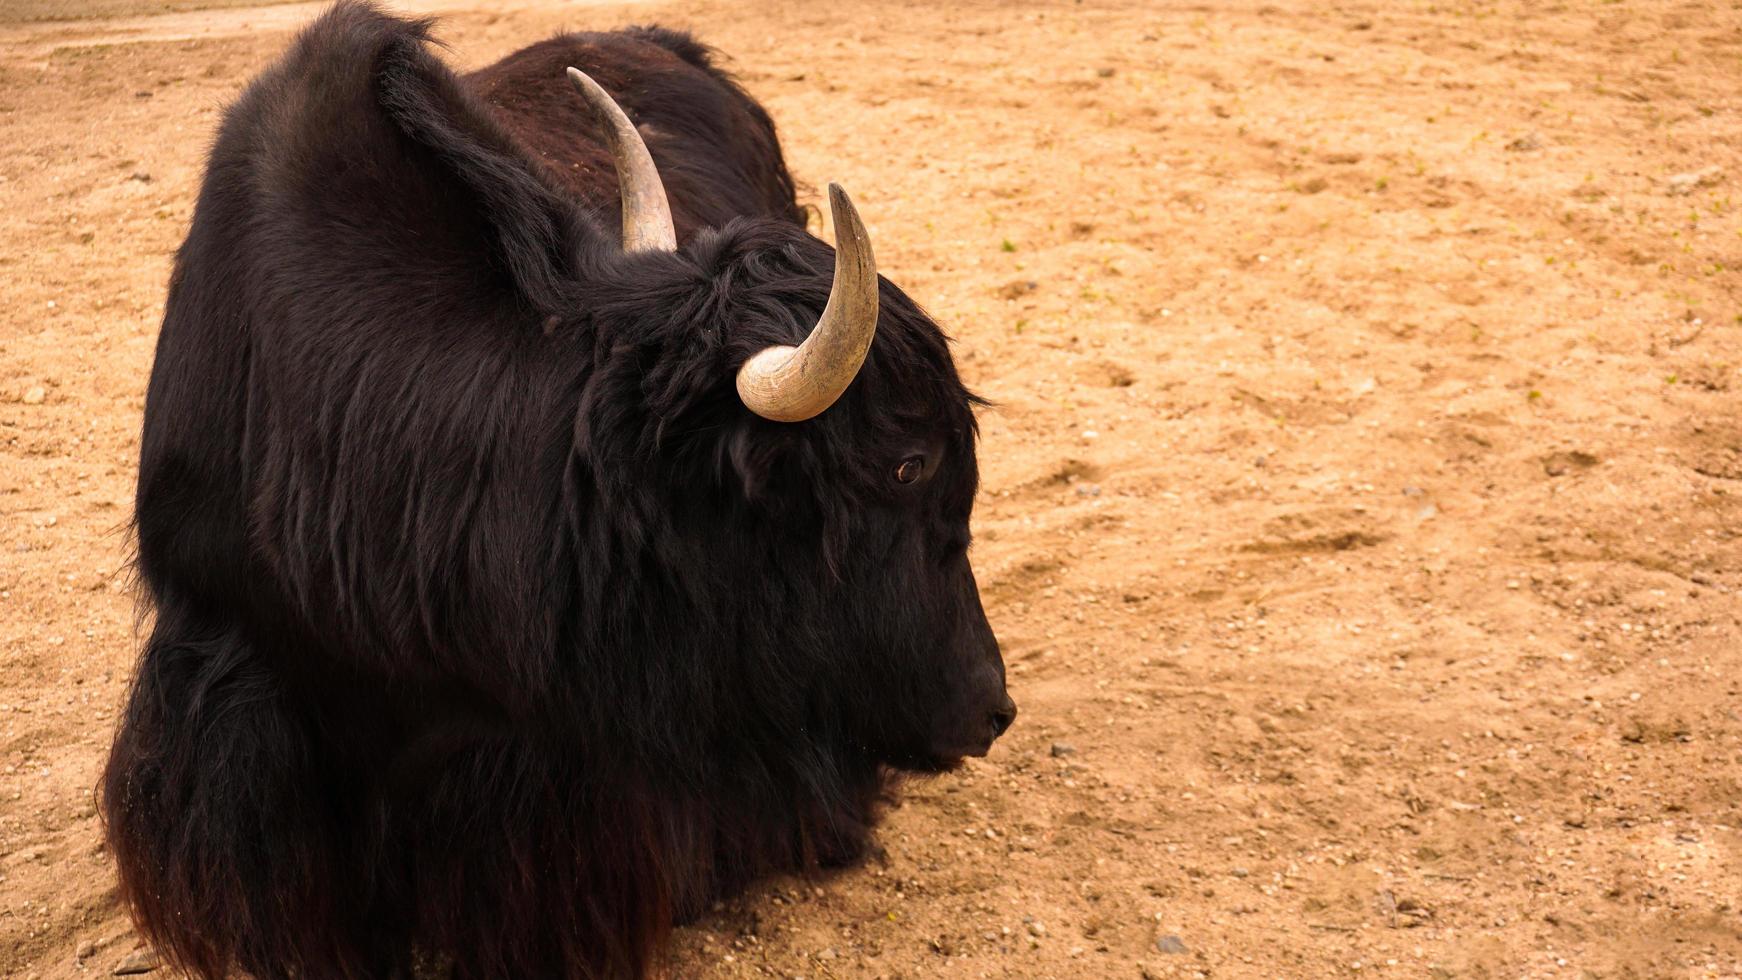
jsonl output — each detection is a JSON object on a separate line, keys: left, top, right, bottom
{"left": 894, "top": 455, "right": 926, "bottom": 485}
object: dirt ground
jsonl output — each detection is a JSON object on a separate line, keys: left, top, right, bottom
{"left": 3, "top": 0, "right": 1741, "bottom": 976}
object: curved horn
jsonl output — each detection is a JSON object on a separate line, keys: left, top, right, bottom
{"left": 565, "top": 66, "right": 677, "bottom": 253}
{"left": 736, "top": 184, "right": 880, "bottom": 422}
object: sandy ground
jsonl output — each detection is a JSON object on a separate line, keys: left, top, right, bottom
{"left": 3, "top": 0, "right": 1741, "bottom": 977}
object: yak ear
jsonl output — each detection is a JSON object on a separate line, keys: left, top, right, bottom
{"left": 722, "top": 425, "right": 846, "bottom": 574}
{"left": 253, "top": 3, "right": 593, "bottom": 313}
{"left": 723, "top": 425, "right": 789, "bottom": 503}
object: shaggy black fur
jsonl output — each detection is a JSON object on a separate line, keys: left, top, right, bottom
{"left": 101, "top": 4, "right": 1010, "bottom": 979}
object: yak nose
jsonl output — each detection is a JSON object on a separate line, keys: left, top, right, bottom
{"left": 988, "top": 695, "right": 1017, "bottom": 739}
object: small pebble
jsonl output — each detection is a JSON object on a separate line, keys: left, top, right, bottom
{"left": 112, "top": 947, "right": 160, "bottom": 975}
{"left": 1050, "top": 742, "right": 1077, "bottom": 758}
{"left": 1665, "top": 165, "right": 1722, "bottom": 195}
{"left": 1156, "top": 934, "right": 1188, "bottom": 955}
{"left": 22, "top": 386, "right": 46, "bottom": 405}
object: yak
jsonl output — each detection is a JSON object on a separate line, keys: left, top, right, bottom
{"left": 99, "top": 2, "right": 1015, "bottom": 978}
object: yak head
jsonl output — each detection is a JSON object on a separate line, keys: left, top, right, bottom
{"left": 567, "top": 70, "right": 1015, "bottom": 771}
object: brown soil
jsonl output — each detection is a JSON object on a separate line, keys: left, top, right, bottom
{"left": 3, "top": 0, "right": 1741, "bottom": 977}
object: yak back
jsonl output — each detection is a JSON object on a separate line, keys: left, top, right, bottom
{"left": 137, "top": 1, "right": 606, "bottom": 717}
{"left": 466, "top": 25, "right": 807, "bottom": 240}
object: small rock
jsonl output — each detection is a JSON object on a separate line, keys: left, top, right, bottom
{"left": 1665, "top": 165, "right": 1722, "bottom": 195}
{"left": 113, "top": 947, "right": 160, "bottom": 975}
{"left": 76, "top": 939, "right": 98, "bottom": 960}
{"left": 1096, "top": 67, "right": 1116, "bottom": 78}
{"left": 1027, "top": 921, "right": 1046, "bottom": 937}
{"left": 1231, "top": 867, "right": 1250, "bottom": 878}
{"left": 129, "top": 172, "right": 152, "bottom": 183}
{"left": 1504, "top": 132, "right": 1542, "bottom": 152}
{"left": 1395, "top": 896, "right": 1433, "bottom": 926}
{"left": 22, "top": 386, "right": 46, "bottom": 405}
{"left": 1049, "top": 742, "right": 1077, "bottom": 758}
{"left": 1542, "top": 450, "right": 1598, "bottom": 476}
{"left": 1075, "top": 484, "right": 1101, "bottom": 497}
{"left": 1156, "top": 933, "right": 1188, "bottom": 955}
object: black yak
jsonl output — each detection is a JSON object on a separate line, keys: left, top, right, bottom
{"left": 100, "top": 2, "right": 1014, "bottom": 978}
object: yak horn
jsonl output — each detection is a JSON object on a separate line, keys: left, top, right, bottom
{"left": 736, "top": 184, "right": 879, "bottom": 422}
{"left": 565, "top": 66, "right": 677, "bottom": 253}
